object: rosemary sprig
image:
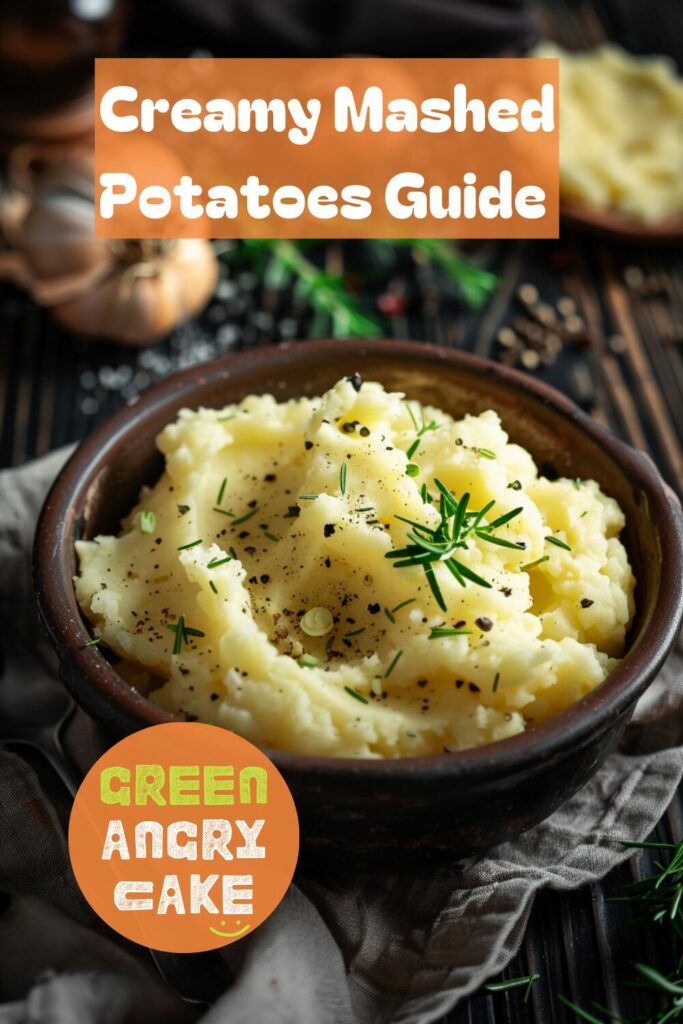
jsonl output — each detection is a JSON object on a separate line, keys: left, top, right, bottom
{"left": 223, "top": 239, "right": 497, "bottom": 339}
{"left": 345, "top": 686, "right": 369, "bottom": 704}
{"left": 386, "top": 479, "right": 523, "bottom": 610}
{"left": 557, "top": 835, "right": 683, "bottom": 1024}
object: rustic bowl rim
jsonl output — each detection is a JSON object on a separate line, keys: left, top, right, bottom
{"left": 34, "top": 338, "right": 683, "bottom": 780}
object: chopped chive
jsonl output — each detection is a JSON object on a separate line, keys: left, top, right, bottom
{"left": 428, "top": 627, "right": 472, "bottom": 639}
{"left": 299, "top": 494, "right": 319, "bottom": 501}
{"left": 218, "top": 413, "right": 236, "bottom": 422}
{"left": 384, "top": 649, "right": 404, "bottom": 678}
{"left": 232, "top": 507, "right": 258, "bottom": 526}
{"left": 216, "top": 477, "right": 227, "bottom": 505}
{"left": 340, "top": 462, "right": 347, "bottom": 495}
{"left": 405, "top": 463, "right": 420, "bottom": 477}
{"left": 213, "top": 507, "right": 234, "bottom": 517}
{"left": 384, "top": 607, "right": 396, "bottom": 624}
{"left": 573, "top": 478, "right": 582, "bottom": 490}
{"left": 344, "top": 627, "right": 366, "bottom": 638}
{"left": 493, "top": 672, "right": 500, "bottom": 693}
{"left": 168, "top": 622, "right": 205, "bottom": 638}
{"left": 545, "top": 535, "right": 572, "bottom": 551}
{"left": 139, "top": 510, "right": 156, "bottom": 534}
{"left": 476, "top": 447, "right": 497, "bottom": 459}
{"left": 345, "top": 686, "right": 369, "bottom": 704}
{"left": 355, "top": 506, "right": 374, "bottom": 513}
{"left": 171, "top": 615, "right": 185, "bottom": 655}
{"left": 520, "top": 555, "right": 550, "bottom": 571}
{"left": 406, "top": 438, "right": 421, "bottom": 460}
{"left": 298, "top": 654, "right": 319, "bottom": 668}
{"left": 81, "top": 637, "right": 102, "bottom": 648}
{"left": 177, "top": 538, "right": 202, "bottom": 551}
{"left": 207, "top": 555, "right": 232, "bottom": 569}
{"left": 264, "top": 532, "right": 280, "bottom": 543}
{"left": 209, "top": 580, "right": 218, "bottom": 594}
{"left": 391, "top": 598, "right": 416, "bottom": 614}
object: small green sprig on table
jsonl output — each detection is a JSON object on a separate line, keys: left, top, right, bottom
{"left": 484, "top": 836, "right": 683, "bottom": 1024}
{"left": 220, "top": 238, "right": 497, "bottom": 337}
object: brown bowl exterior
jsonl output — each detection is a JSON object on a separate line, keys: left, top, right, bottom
{"left": 34, "top": 340, "right": 683, "bottom": 870}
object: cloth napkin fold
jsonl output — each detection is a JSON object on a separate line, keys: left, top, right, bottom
{"left": 0, "top": 450, "right": 681, "bottom": 1024}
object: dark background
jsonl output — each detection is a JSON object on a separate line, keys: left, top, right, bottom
{"left": 1, "top": 1, "right": 682, "bottom": 1021}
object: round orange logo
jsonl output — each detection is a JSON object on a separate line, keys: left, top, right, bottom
{"left": 68, "top": 723, "right": 299, "bottom": 952}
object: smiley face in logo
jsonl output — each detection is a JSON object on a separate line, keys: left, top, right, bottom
{"left": 208, "top": 919, "right": 251, "bottom": 939}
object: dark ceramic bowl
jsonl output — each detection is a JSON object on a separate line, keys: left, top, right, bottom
{"left": 34, "top": 340, "right": 683, "bottom": 870}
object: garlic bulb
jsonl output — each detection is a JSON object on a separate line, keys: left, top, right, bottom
{"left": 52, "top": 238, "right": 218, "bottom": 345}
{"left": 0, "top": 145, "right": 219, "bottom": 346}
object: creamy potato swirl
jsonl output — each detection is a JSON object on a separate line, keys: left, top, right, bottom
{"left": 75, "top": 378, "right": 635, "bottom": 758}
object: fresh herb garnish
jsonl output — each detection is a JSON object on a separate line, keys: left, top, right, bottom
{"left": 213, "top": 507, "right": 235, "bottom": 517}
{"left": 344, "top": 627, "right": 366, "bottom": 638}
{"left": 264, "top": 532, "right": 280, "bottom": 543}
{"left": 520, "top": 555, "right": 550, "bottom": 571}
{"left": 385, "top": 650, "right": 404, "bottom": 677}
{"left": 216, "top": 477, "right": 227, "bottom": 505}
{"left": 428, "top": 627, "right": 473, "bottom": 639}
{"left": 406, "top": 418, "right": 440, "bottom": 460}
{"left": 384, "top": 607, "right": 396, "bottom": 624}
{"left": 218, "top": 413, "right": 236, "bottom": 422}
{"left": 345, "top": 686, "right": 369, "bottom": 704}
{"left": 168, "top": 615, "right": 205, "bottom": 654}
{"left": 299, "top": 494, "right": 319, "bottom": 501}
{"left": 545, "top": 535, "right": 572, "bottom": 551}
{"left": 232, "top": 507, "right": 258, "bottom": 526}
{"left": 476, "top": 447, "right": 497, "bottom": 459}
{"left": 574, "top": 477, "right": 582, "bottom": 490}
{"left": 355, "top": 506, "right": 374, "bottom": 513}
{"left": 139, "top": 510, "right": 156, "bottom": 534}
{"left": 81, "top": 637, "right": 102, "bottom": 648}
{"left": 207, "top": 555, "right": 232, "bottom": 568}
{"left": 177, "top": 538, "right": 202, "bottom": 551}
{"left": 391, "top": 598, "right": 416, "bottom": 614}
{"left": 493, "top": 672, "right": 500, "bottom": 693}
{"left": 386, "top": 480, "right": 523, "bottom": 610}
{"left": 340, "top": 462, "right": 347, "bottom": 495}
{"left": 298, "top": 654, "right": 319, "bottom": 668}
{"left": 209, "top": 580, "right": 218, "bottom": 594}
{"left": 486, "top": 974, "right": 539, "bottom": 1003}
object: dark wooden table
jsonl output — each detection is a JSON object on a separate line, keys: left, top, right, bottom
{"left": 1, "top": 1, "right": 682, "bottom": 1021}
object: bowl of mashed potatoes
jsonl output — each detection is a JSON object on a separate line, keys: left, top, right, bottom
{"left": 537, "top": 42, "right": 683, "bottom": 243}
{"left": 34, "top": 340, "right": 683, "bottom": 867}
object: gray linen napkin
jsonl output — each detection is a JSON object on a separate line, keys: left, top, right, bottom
{"left": 1, "top": 450, "right": 682, "bottom": 1024}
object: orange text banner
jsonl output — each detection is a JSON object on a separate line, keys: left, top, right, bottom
{"left": 95, "top": 57, "right": 559, "bottom": 239}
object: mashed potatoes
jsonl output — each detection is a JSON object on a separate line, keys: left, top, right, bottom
{"left": 537, "top": 42, "right": 683, "bottom": 222}
{"left": 75, "top": 378, "right": 635, "bottom": 758}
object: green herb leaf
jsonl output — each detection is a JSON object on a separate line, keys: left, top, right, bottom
{"left": 216, "top": 477, "right": 227, "bottom": 505}
{"left": 177, "top": 538, "right": 202, "bottom": 551}
{"left": 428, "top": 627, "right": 472, "bottom": 639}
{"left": 345, "top": 686, "right": 369, "bottom": 704}
{"left": 139, "top": 511, "right": 156, "bottom": 534}
{"left": 340, "top": 462, "right": 347, "bottom": 495}
{"left": 233, "top": 507, "right": 258, "bottom": 526}
{"left": 384, "top": 649, "right": 404, "bottom": 678}
{"left": 546, "top": 536, "right": 572, "bottom": 551}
